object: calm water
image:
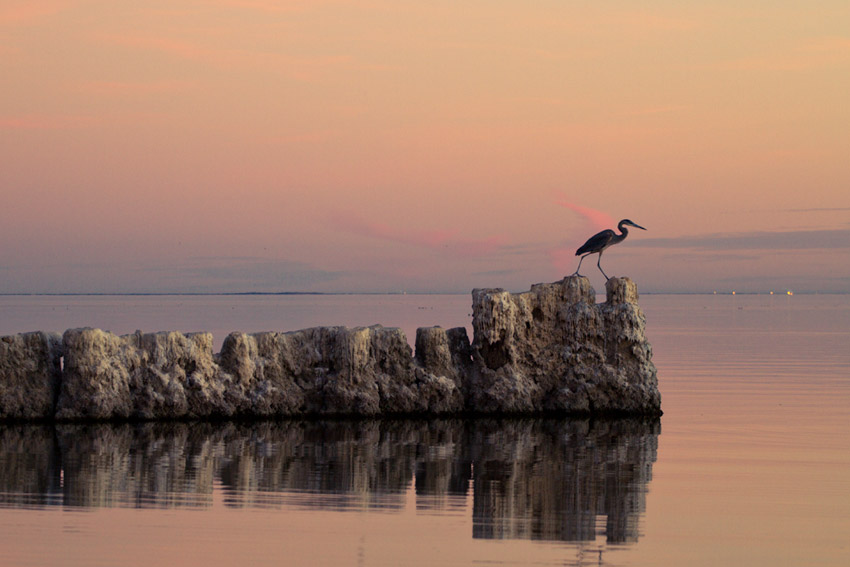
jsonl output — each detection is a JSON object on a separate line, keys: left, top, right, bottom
{"left": 0, "top": 293, "right": 848, "bottom": 566}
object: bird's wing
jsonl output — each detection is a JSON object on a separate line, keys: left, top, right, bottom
{"left": 575, "top": 229, "right": 615, "bottom": 255}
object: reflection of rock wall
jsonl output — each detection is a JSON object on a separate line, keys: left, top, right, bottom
{"left": 470, "top": 419, "right": 659, "bottom": 543}
{"left": 55, "top": 423, "right": 219, "bottom": 508}
{"left": 414, "top": 419, "right": 472, "bottom": 511}
{"left": 0, "top": 277, "right": 660, "bottom": 421}
{"left": 216, "top": 420, "right": 420, "bottom": 510}
{"left": 0, "top": 425, "right": 60, "bottom": 507}
{"left": 0, "top": 418, "right": 659, "bottom": 544}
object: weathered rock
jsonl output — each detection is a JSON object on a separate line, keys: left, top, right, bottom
{"left": 125, "top": 331, "right": 227, "bottom": 419}
{"left": 56, "top": 328, "right": 134, "bottom": 420}
{"left": 413, "top": 326, "right": 468, "bottom": 413}
{"left": 219, "top": 325, "right": 465, "bottom": 416}
{"left": 219, "top": 326, "right": 390, "bottom": 416}
{"left": 595, "top": 278, "right": 660, "bottom": 413}
{"left": 56, "top": 329, "right": 227, "bottom": 421}
{"left": 468, "top": 276, "right": 660, "bottom": 415}
{"left": 1, "top": 276, "right": 660, "bottom": 421}
{"left": 0, "top": 331, "right": 63, "bottom": 420}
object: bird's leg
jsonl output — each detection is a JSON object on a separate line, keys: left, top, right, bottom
{"left": 596, "top": 253, "right": 610, "bottom": 280}
{"left": 573, "top": 253, "right": 590, "bottom": 276}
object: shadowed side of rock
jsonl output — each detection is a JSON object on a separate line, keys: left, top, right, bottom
{"left": 596, "top": 278, "right": 660, "bottom": 413}
{"left": 0, "top": 331, "right": 63, "bottom": 420}
{"left": 413, "top": 326, "right": 470, "bottom": 412}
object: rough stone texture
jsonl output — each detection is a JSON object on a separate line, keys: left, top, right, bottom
{"left": 413, "top": 326, "right": 469, "bottom": 413}
{"left": 1, "top": 276, "right": 660, "bottom": 421}
{"left": 0, "top": 331, "right": 63, "bottom": 420}
{"left": 126, "top": 331, "right": 227, "bottom": 419}
{"left": 56, "top": 329, "right": 226, "bottom": 421}
{"left": 56, "top": 328, "right": 133, "bottom": 420}
{"left": 218, "top": 325, "right": 465, "bottom": 417}
{"left": 469, "top": 276, "right": 660, "bottom": 415}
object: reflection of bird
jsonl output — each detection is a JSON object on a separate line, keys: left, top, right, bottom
{"left": 573, "top": 219, "right": 646, "bottom": 280}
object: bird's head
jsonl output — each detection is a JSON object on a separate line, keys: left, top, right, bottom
{"left": 620, "top": 219, "right": 647, "bottom": 230}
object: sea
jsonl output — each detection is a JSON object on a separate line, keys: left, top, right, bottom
{"left": 0, "top": 291, "right": 848, "bottom": 567}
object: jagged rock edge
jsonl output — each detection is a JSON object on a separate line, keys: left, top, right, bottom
{"left": 0, "top": 276, "right": 661, "bottom": 421}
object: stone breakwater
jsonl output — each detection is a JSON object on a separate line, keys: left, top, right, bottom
{"left": 0, "top": 276, "right": 660, "bottom": 421}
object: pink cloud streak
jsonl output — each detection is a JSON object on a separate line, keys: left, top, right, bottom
{"left": 555, "top": 197, "right": 615, "bottom": 232}
{"left": 550, "top": 197, "right": 616, "bottom": 274}
{"left": 331, "top": 212, "right": 506, "bottom": 257}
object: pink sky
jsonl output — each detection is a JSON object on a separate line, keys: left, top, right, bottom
{"left": 1, "top": 1, "right": 848, "bottom": 293}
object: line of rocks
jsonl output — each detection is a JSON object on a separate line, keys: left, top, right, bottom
{"left": 0, "top": 276, "right": 661, "bottom": 421}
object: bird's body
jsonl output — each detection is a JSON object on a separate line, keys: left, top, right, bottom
{"left": 573, "top": 219, "right": 646, "bottom": 280}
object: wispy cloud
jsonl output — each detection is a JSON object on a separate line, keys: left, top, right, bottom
{"left": 716, "top": 36, "right": 850, "bottom": 72}
{"left": 554, "top": 197, "right": 615, "bottom": 232}
{"left": 99, "top": 32, "right": 352, "bottom": 80}
{"left": 76, "top": 79, "right": 197, "bottom": 96}
{"left": 786, "top": 207, "right": 850, "bottom": 213}
{"left": 619, "top": 12, "right": 697, "bottom": 32}
{"left": 0, "top": 113, "right": 98, "bottom": 130}
{"left": 633, "top": 229, "right": 850, "bottom": 251}
{"left": 162, "top": 256, "right": 344, "bottom": 292}
{"left": 547, "top": 199, "right": 619, "bottom": 274}
{"left": 472, "top": 268, "right": 521, "bottom": 277}
{"left": 626, "top": 104, "right": 690, "bottom": 117}
{"left": 0, "top": 256, "right": 345, "bottom": 294}
{"left": 200, "top": 0, "right": 322, "bottom": 13}
{"left": 661, "top": 252, "right": 762, "bottom": 263}
{"left": 0, "top": 2, "right": 65, "bottom": 26}
{"left": 548, "top": 248, "right": 578, "bottom": 275}
{"left": 720, "top": 206, "right": 850, "bottom": 217}
{"left": 330, "top": 212, "right": 506, "bottom": 257}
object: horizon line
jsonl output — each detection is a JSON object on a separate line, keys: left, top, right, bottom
{"left": 0, "top": 290, "right": 846, "bottom": 297}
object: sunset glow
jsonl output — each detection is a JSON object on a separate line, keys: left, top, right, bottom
{"left": 1, "top": 1, "right": 848, "bottom": 293}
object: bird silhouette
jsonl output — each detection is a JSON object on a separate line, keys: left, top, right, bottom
{"left": 573, "top": 219, "right": 646, "bottom": 280}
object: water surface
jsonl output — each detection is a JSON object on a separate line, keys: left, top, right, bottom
{"left": 0, "top": 293, "right": 848, "bottom": 566}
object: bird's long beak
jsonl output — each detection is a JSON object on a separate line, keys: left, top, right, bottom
{"left": 633, "top": 223, "right": 647, "bottom": 230}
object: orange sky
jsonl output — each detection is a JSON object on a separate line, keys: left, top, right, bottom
{"left": 1, "top": 1, "right": 848, "bottom": 293}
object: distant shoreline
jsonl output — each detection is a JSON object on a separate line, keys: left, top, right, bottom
{"left": 0, "top": 291, "right": 468, "bottom": 297}
{"left": 0, "top": 291, "right": 845, "bottom": 297}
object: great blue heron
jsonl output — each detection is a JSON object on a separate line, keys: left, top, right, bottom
{"left": 573, "top": 219, "right": 646, "bottom": 280}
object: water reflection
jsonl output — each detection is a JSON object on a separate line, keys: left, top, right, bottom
{"left": 0, "top": 418, "right": 658, "bottom": 544}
